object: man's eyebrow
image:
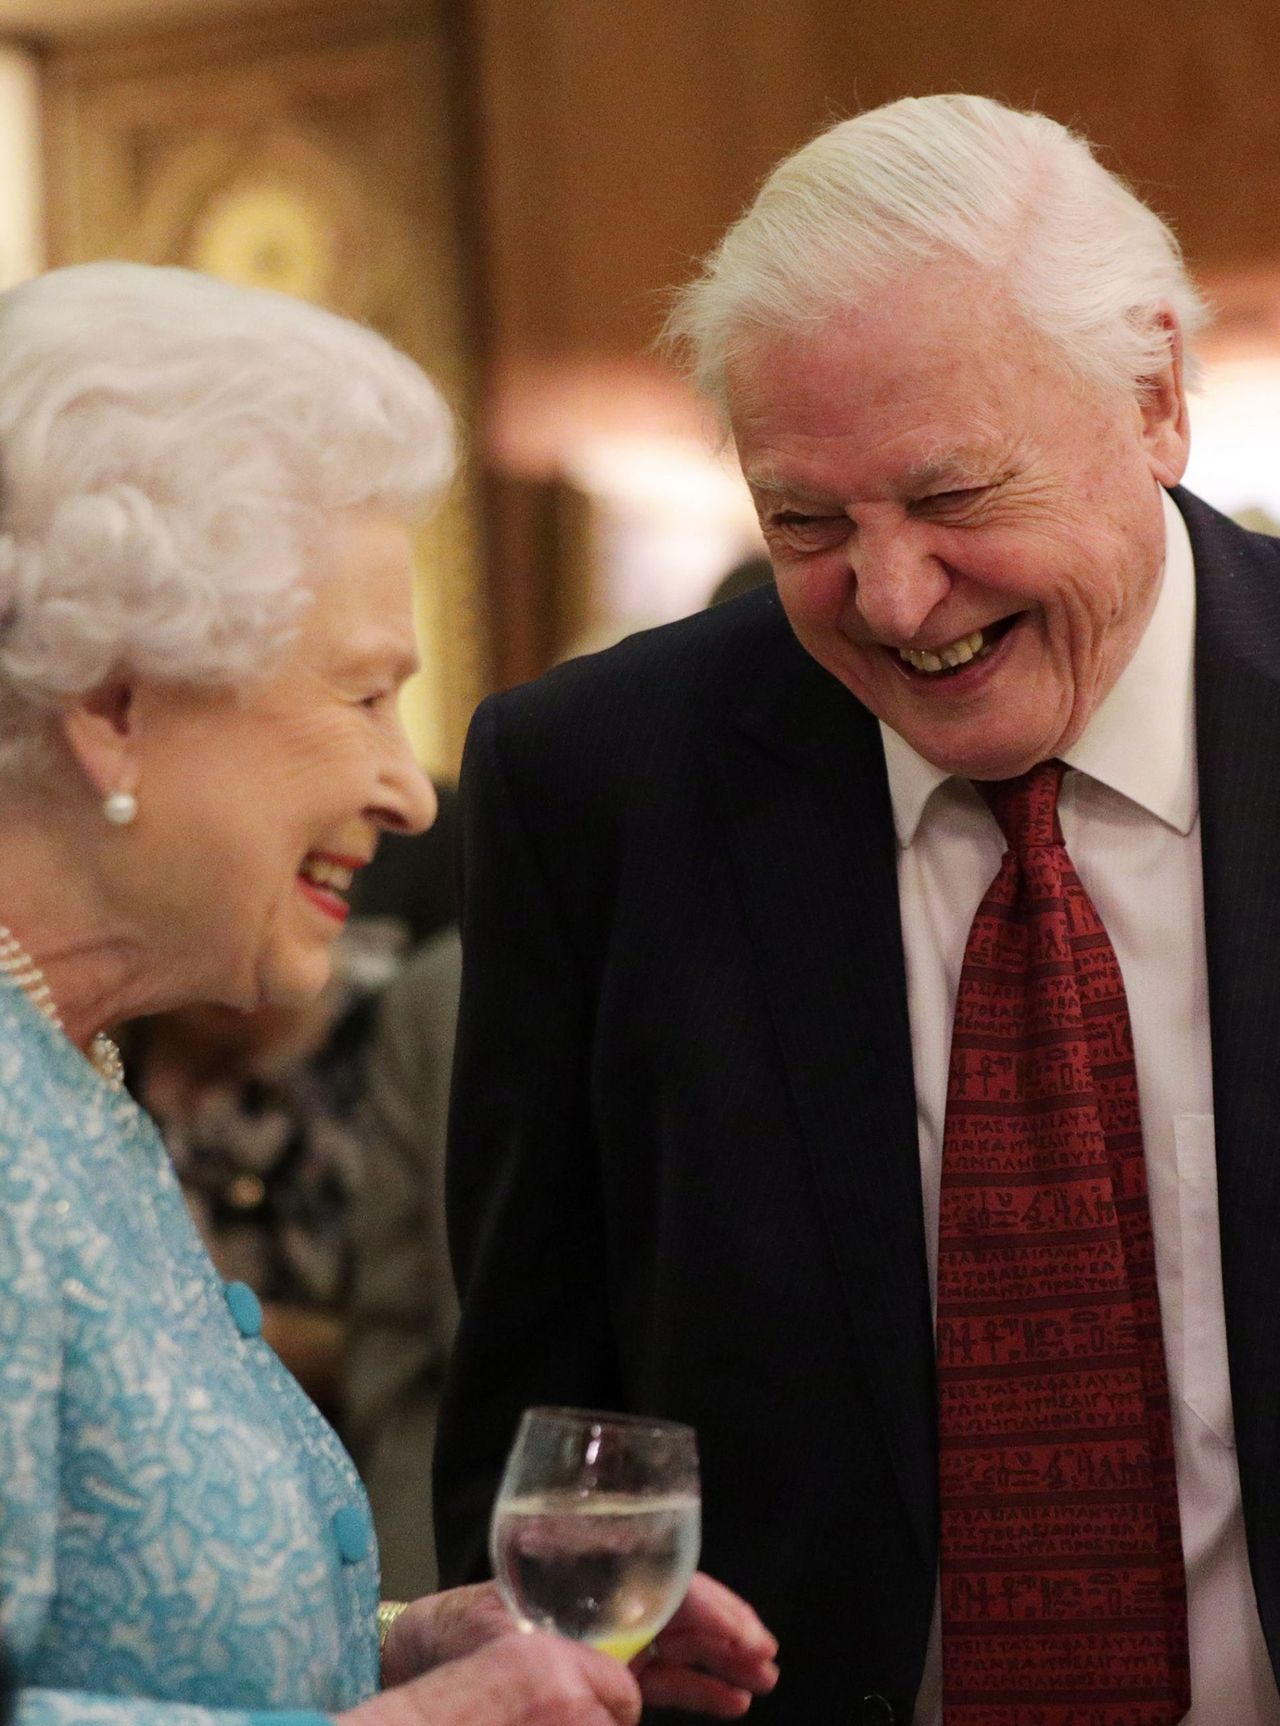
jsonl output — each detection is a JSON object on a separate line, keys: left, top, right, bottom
{"left": 744, "top": 448, "right": 1007, "bottom": 503}
{"left": 742, "top": 468, "right": 839, "bottom": 506}
{"left": 900, "top": 449, "right": 1000, "bottom": 491}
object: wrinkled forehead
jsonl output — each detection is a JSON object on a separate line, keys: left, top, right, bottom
{"left": 724, "top": 275, "right": 1092, "bottom": 501}
{"left": 724, "top": 264, "right": 1062, "bottom": 415}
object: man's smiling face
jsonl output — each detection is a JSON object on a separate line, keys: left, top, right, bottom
{"left": 728, "top": 267, "right": 1190, "bottom": 780}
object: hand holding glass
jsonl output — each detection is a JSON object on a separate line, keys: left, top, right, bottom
{"left": 490, "top": 1407, "right": 701, "bottom": 1663}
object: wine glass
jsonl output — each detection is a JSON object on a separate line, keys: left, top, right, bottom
{"left": 490, "top": 1406, "right": 701, "bottom": 1662}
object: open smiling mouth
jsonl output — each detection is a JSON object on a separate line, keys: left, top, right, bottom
{"left": 296, "top": 853, "right": 357, "bottom": 923}
{"left": 892, "top": 611, "right": 1024, "bottom": 678}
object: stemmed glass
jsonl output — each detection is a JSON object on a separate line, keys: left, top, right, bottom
{"left": 490, "top": 1406, "right": 701, "bottom": 1662}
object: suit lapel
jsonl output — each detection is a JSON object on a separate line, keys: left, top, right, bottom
{"left": 706, "top": 622, "right": 936, "bottom": 1564}
{"left": 1183, "top": 488, "right": 1280, "bottom": 1634}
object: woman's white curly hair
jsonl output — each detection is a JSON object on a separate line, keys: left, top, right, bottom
{"left": 664, "top": 93, "right": 1211, "bottom": 414}
{"left": 0, "top": 261, "right": 454, "bottom": 785}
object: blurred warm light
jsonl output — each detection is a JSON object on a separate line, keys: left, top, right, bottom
{"left": 564, "top": 434, "right": 762, "bottom": 619}
{"left": 492, "top": 357, "right": 764, "bottom": 622}
{"left": 490, "top": 357, "right": 722, "bottom": 475}
{"left": 567, "top": 434, "right": 749, "bottom": 516}
{"left": 1185, "top": 357, "right": 1280, "bottom": 530}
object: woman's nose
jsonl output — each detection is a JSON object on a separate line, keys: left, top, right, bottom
{"left": 382, "top": 729, "right": 438, "bottom": 835}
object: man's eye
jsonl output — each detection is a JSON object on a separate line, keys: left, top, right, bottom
{"left": 360, "top": 691, "right": 391, "bottom": 711}
{"left": 773, "top": 512, "right": 846, "bottom": 542}
{"left": 920, "top": 487, "right": 989, "bottom": 513}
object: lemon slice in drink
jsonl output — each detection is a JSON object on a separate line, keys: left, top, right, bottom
{"left": 591, "top": 1630, "right": 654, "bottom": 1663}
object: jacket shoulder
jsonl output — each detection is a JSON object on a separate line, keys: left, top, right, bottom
{"left": 473, "top": 585, "right": 804, "bottom": 769}
{"left": 515, "top": 584, "right": 791, "bottom": 708}
{"left": 1177, "top": 486, "right": 1280, "bottom": 669}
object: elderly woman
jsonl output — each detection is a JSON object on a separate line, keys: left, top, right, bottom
{"left": 0, "top": 263, "right": 777, "bottom": 1726}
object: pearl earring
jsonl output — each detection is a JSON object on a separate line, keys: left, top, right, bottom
{"left": 103, "top": 790, "right": 138, "bottom": 826}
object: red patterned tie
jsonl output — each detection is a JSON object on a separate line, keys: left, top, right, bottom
{"left": 937, "top": 760, "right": 1189, "bottom": 1726}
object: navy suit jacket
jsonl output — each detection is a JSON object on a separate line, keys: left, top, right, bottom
{"left": 435, "top": 489, "right": 1280, "bottom": 1724}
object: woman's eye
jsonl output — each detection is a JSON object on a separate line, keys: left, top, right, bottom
{"left": 360, "top": 691, "right": 390, "bottom": 711}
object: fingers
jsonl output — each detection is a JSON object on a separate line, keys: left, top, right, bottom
{"left": 633, "top": 1573, "right": 779, "bottom": 1715}
{"left": 642, "top": 1629, "right": 780, "bottom": 1692}
{"left": 482, "top": 1632, "right": 642, "bottom": 1726}
{"left": 638, "top": 1664, "right": 757, "bottom": 1719}
{"left": 366, "top": 1630, "right": 642, "bottom": 1726}
{"left": 670, "top": 1572, "right": 778, "bottom": 1658}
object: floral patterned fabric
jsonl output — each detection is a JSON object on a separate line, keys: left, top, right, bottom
{"left": 0, "top": 977, "right": 380, "bottom": 1726}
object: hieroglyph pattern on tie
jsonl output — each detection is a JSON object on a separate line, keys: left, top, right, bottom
{"left": 937, "top": 761, "right": 1189, "bottom": 1726}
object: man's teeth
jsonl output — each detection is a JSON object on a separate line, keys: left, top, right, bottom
{"left": 300, "top": 857, "right": 354, "bottom": 893}
{"left": 899, "top": 629, "right": 986, "bottom": 674}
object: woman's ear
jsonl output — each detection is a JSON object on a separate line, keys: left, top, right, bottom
{"left": 59, "top": 681, "right": 142, "bottom": 803}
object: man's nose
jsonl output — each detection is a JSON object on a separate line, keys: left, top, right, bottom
{"left": 848, "top": 528, "right": 951, "bottom": 644}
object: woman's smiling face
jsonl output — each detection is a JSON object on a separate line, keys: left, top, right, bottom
{"left": 729, "top": 268, "right": 1190, "bottom": 781}
{"left": 123, "top": 505, "right": 437, "bottom": 1009}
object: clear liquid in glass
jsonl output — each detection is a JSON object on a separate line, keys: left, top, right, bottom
{"left": 492, "top": 1488, "right": 701, "bottom": 1662}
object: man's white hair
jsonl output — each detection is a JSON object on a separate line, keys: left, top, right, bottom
{"left": 0, "top": 261, "right": 454, "bottom": 783}
{"left": 665, "top": 93, "right": 1211, "bottom": 412}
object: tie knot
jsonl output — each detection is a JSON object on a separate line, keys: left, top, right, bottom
{"left": 980, "top": 759, "right": 1065, "bottom": 852}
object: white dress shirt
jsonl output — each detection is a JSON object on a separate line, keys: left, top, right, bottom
{"left": 883, "top": 489, "right": 1280, "bottom": 1724}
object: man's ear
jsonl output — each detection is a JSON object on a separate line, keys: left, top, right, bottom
{"left": 59, "top": 681, "right": 142, "bottom": 803}
{"left": 1139, "top": 309, "right": 1191, "bottom": 488}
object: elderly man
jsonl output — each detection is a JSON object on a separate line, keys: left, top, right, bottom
{"left": 435, "top": 95, "right": 1280, "bottom": 1724}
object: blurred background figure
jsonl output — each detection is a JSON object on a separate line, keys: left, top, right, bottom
{"left": 345, "top": 925, "right": 463, "bottom": 1598}
{"left": 127, "top": 992, "right": 362, "bottom": 1417}
{"left": 349, "top": 783, "right": 461, "bottom": 949}
{"left": 707, "top": 555, "right": 774, "bottom": 608}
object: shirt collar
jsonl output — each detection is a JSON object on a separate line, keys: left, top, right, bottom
{"left": 880, "top": 487, "right": 1199, "bottom": 846}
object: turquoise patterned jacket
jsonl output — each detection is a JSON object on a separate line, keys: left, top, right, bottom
{"left": 0, "top": 980, "right": 381, "bottom": 1726}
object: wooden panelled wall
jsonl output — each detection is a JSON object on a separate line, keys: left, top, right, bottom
{"left": 467, "top": 0, "right": 1280, "bottom": 374}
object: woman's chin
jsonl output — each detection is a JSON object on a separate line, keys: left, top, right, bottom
{"left": 248, "top": 949, "right": 335, "bottom": 1012}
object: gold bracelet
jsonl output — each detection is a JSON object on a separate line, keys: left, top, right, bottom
{"left": 377, "top": 1599, "right": 409, "bottom": 1654}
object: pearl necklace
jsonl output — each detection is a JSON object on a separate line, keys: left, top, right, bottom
{"left": 0, "top": 923, "right": 125, "bottom": 1091}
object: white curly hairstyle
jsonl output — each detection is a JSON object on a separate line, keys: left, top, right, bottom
{"left": 0, "top": 261, "right": 454, "bottom": 785}
{"left": 665, "top": 93, "right": 1211, "bottom": 413}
